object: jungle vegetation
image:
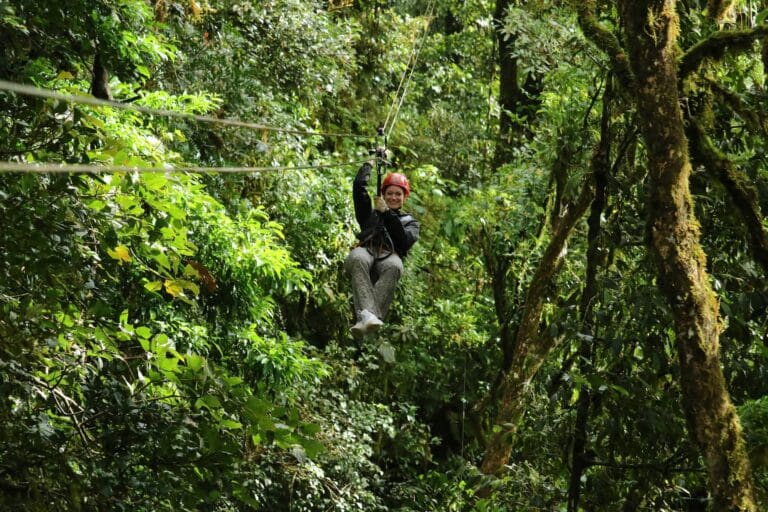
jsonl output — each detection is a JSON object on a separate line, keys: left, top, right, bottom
{"left": 2, "top": 0, "right": 768, "bottom": 510}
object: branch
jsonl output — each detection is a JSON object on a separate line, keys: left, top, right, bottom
{"left": 706, "top": 78, "right": 767, "bottom": 135}
{"left": 587, "top": 459, "right": 705, "bottom": 473}
{"left": 573, "top": 1, "right": 634, "bottom": 91}
{"left": 51, "top": 392, "right": 93, "bottom": 457}
{"left": 687, "top": 118, "right": 768, "bottom": 274}
{"left": 679, "top": 25, "right": 768, "bottom": 79}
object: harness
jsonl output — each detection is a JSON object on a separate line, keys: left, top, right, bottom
{"left": 359, "top": 219, "right": 395, "bottom": 262}
{"left": 358, "top": 211, "right": 415, "bottom": 262}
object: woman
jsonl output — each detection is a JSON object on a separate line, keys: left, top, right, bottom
{"left": 344, "top": 161, "right": 420, "bottom": 338}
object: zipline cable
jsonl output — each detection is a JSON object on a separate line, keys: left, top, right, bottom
{"left": 381, "top": 32, "right": 419, "bottom": 134}
{"left": 382, "top": 0, "right": 436, "bottom": 139}
{"left": 0, "top": 159, "right": 371, "bottom": 175}
{"left": 0, "top": 8, "right": 437, "bottom": 173}
{"left": 381, "top": 0, "right": 435, "bottom": 133}
{"left": 0, "top": 79, "right": 369, "bottom": 140}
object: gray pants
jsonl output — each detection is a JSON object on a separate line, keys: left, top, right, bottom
{"left": 344, "top": 247, "right": 403, "bottom": 320}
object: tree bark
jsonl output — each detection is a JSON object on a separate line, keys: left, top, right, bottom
{"left": 763, "top": 0, "right": 768, "bottom": 81}
{"left": 763, "top": 1, "right": 768, "bottom": 81}
{"left": 494, "top": 0, "right": 519, "bottom": 167}
{"left": 618, "top": 1, "right": 756, "bottom": 510}
{"left": 707, "top": 0, "right": 734, "bottom": 23}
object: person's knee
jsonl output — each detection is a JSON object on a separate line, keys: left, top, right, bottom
{"left": 345, "top": 247, "right": 370, "bottom": 273}
{"left": 379, "top": 256, "right": 403, "bottom": 278}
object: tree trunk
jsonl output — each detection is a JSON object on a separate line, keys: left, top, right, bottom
{"left": 493, "top": 0, "right": 543, "bottom": 167}
{"left": 707, "top": 0, "right": 734, "bottom": 23}
{"left": 688, "top": 121, "right": 768, "bottom": 275}
{"left": 494, "top": 0, "right": 518, "bottom": 167}
{"left": 618, "top": 1, "right": 756, "bottom": 510}
{"left": 479, "top": 180, "right": 593, "bottom": 475}
{"left": 91, "top": 52, "right": 112, "bottom": 100}
{"left": 763, "top": 1, "right": 768, "bottom": 80}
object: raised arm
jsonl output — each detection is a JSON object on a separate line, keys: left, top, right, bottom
{"left": 352, "top": 162, "right": 374, "bottom": 227}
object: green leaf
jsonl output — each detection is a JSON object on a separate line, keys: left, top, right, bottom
{"left": 233, "top": 484, "right": 261, "bottom": 507}
{"left": 299, "top": 438, "right": 324, "bottom": 459}
{"left": 300, "top": 422, "right": 321, "bottom": 436}
{"left": 148, "top": 334, "right": 170, "bottom": 355}
{"left": 195, "top": 395, "right": 222, "bottom": 410}
{"left": 136, "top": 64, "right": 150, "bottom": 78}
{"left": 141, "top": 173, "right": 169, "bottom": 191}
{"left": 186, "top": 353, "right": 205, "bottom": 371}
{"left": 377, "top": 342, "right": 396, "bottom": 364}
{"left": 244, "top": 397, "right": 272, "bottom": 423}
{"left": 164, "top": 279, "right": 184, "bottom": 297}
{"left": 757, "top": 8, "right": 768, "bottom": 25}
{"left": 144, "top": 280, "right": 163, "bottom": 292}
{"left": 610, "top": 384, "right": 630, "bottom": 397}
{"left": 220, "top": 419, "right": 243, "bottom": 430}
{"left": 158, "top": 356, "right": 179, "bottom": 373}
{"left": 87, "top": 199, "right": 106, "bottom": 211}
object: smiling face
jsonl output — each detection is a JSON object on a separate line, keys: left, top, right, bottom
{"left": 383, "top": 185, "right": 405, "bottom": 210}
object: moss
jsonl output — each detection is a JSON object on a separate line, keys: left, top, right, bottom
{"left": 575, "top": 1, "right": 634, "bottom": 90}
{"left": 688, "top": 119, "right": 768, "bottom": 274}
{"left": 680, "top": 26, "right": 768, "bottom": 79}
{"left": 707, "top": 0, "right": 734, "bottom": 23}
{"left": 480, "top": 181, "right": 593, "bottom": 477}
{"left": 621, "top": 0, "right": 758, "bottom": 508}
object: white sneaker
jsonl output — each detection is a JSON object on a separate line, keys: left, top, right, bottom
{"left": 351, "top": 318, "right": 366, "bottom": 339}
{"left": 351, "top": 309, "right": 383, "bottom": 338}
{"left": 361, "top": 309, "right": 383, "bottom": 334}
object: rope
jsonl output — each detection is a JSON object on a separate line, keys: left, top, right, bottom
{"left": 0, "top": 79, "right": 368, "bottom": 140}
{"left": 382, "top": 0, "right": 436, "bottom": 139}
{"left": 0, "top": 159, "right": 370, "bottom": 175}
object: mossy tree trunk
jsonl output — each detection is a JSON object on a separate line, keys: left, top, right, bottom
{"left": 618, "top": 1, "right": 756, "bottom": 509}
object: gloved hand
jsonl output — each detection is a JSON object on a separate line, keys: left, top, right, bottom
{"left": 374, "top": 195, "right": 388, "bottom": 213}
{"left": 355, "top": 162, "right": 373, "bottom": 185}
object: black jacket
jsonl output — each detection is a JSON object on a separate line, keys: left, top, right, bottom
{"left": 353, "top": 163, "right": 420, "bottom": 258}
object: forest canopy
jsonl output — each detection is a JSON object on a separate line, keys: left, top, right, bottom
{"left": 2, "top": 1, "right": 768, "bottom": 511}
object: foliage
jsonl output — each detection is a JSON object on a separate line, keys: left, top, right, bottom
{"left": 740, "top": 396, "right": 768, "bottom": 503}
{"left": 2, "top": 0, "right": 768, "bottom": 510}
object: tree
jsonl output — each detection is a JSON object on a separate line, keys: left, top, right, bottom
{"left": 577, "top": 1, "right": 759, "bottom": 508}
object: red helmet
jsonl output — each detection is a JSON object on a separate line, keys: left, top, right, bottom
{"left": 381, "top": 172, "right": 411, "bottom": 198}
